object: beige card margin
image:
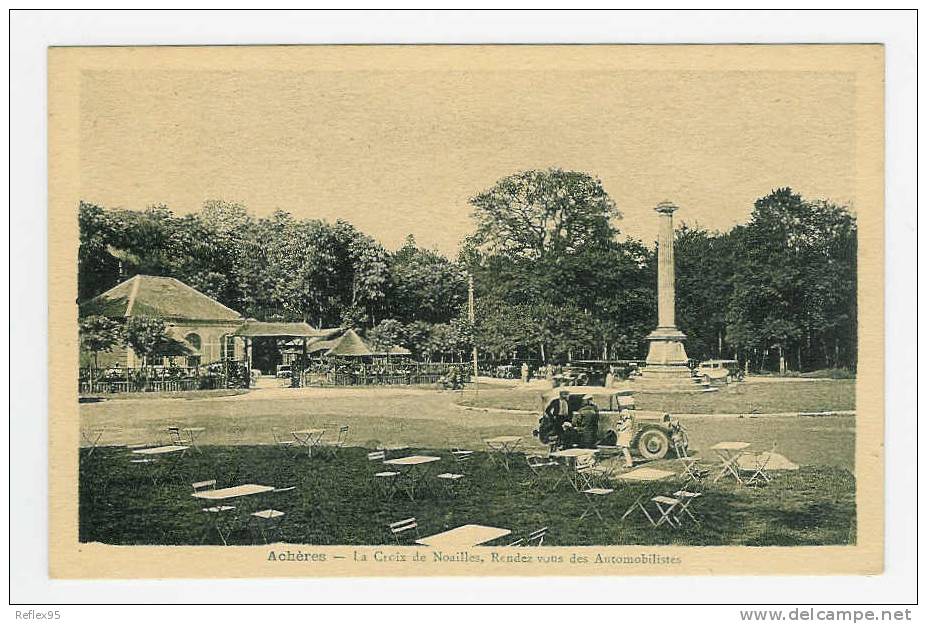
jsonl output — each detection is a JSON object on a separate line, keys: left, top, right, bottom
{"left": 48, "top": 44, "right": 884, "bottom": 578}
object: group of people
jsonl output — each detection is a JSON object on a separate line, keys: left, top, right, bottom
{"left": 537, "top": 388, "right": 635, "bottom": 468}
{"left": 439, "top": 366, "right": 465, "bottom": 390}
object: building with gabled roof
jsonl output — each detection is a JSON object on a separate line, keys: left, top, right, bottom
{"left": 80, "top": 274, "right": 245, "bottom": 368}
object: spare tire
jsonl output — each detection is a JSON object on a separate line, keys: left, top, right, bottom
{"left": 637, "top": 428, "right": 670, "bottom": 460}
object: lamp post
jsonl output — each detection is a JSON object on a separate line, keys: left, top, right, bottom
{"left": 469, "top": 274, "right": 478, "bottom": 393}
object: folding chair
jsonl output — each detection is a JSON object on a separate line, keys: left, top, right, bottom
{"left": 387, "top": 517, "right": 419, "bottom": 544}
{"left": 451, "top": 448, "right": 475, "bottom": 466}
{"left": 739, "top": 444, "right": 776, "bottom": 486}
{"left": 435, "top": 472, "right": 466, "bottom": 497}
{"left": 649, "top": 495, "right": 682, "bottom": 527}
{"left": 250, "top": 509, "right": 286, "bottom": 543}
{"left": 579, "top": 487, "right": 614, "bottom": 521}
{"left": 671, "top": 489, "right": 703, "bottom": 525}
{"left": 192, "top": 479, "right": 217, "bottom": 494}
{"left": 526, "top": 527, "right": 548, "bottom": 546}
{"left": 523, "top": 454, "right": 559, "bottom": 493}
{"left": 200, "top": 505, "right": 237, "bottom": 545}
{"left": 167, "top": 426, "right": 193, "bottom": 446}
{"left": 675, "top": 441, "right": 711, "bottom": 482}
{"left": 192, "top": 479, "right": 236, "bottom": 544}
{"left": 545, "top": 435, "right": 560, "bottom": 455}
{"left": 321, "top": 424, "right": 350, "bottom": 457}
{"left": 368, "top": 450, "right": 400, "bottom": 499}
{"left": 250, "top": 483, "right": 297, "bottom": 543}
{"left": 573, "top": 454, "right": 611, "bottom": 492}
{"left": 272, "top": 428, "right": 298, "bottom": 456}
{"left": 129, "top": 457, "right": 161, "bottom": 486}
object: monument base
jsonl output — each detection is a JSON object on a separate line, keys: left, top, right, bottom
{"left": 633, "top": 326, "right": 713, "bottom": 393}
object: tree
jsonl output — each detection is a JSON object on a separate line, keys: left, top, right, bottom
{"left": 674, "top": 224, "right": 735, "bottom": 362}
{"left": 389, "top": 235, "right": 467, "bottom": 324}
{"left": 78, "top": 202, "right": 121, "bottom": 302}
{"left": 79, "top": 315, "right": 122, "bottom": 388}
{"left": 465, "top": 169, "right": 657, "bottom": 363}
{"left": 402, "top": 320, "right": 433, "bottom": 359}
{"left": 123, "top": 316, "right": 169, "bottom": 369}
{"left": 468, "top": 168, "right": 620, "bottom": 260}
{"left": 723, "top": 189, "right": 857, "bottom": 371}
{"left": 366, "top": 319, "right": 404, "bottom": 352}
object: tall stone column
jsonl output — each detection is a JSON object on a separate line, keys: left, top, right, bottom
{"left": 656, "top": 202, "right": 677, "bottom": 329}
{"left": 644, "top": 202, "right": 690, "bottom": 372}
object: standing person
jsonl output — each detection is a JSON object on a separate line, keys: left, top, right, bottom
{"left": 520, "top": 362, "right": 529, "bottom": 384}
{"left": 543, "top": 388, "right": 573, "bottom": 443}
{"left": 615, "top": 410, "right": 635, "bottom": 468}
{"left": 448, "top": 365, "right": 460, "bottom": 390}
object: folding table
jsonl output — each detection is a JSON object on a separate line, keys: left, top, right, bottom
{"left": 80, "top": 427, "right": 106, "bottom": 457}
{"left": 383, "top": 455, "right": 441, "bottom": 500}
{"left": 291, "top": 429, "right": 326, "bottom": 457}
{"left": 616, "top": 467, "right": 676, "bottom": 525}
{"left": 549, "top": 448, "right": 598, "bottom": 491}
{"left": 710, "top": 441, "right": 752, "bottom": 484}
{"left": 183, "top": 427, "right": 207, "bottom": 452}
{"left": 192, "top": 484, "right": 276, "bottom": 545}
{"left": 130, "top": 445, "right": 190, "bottom": 486}
{"left": 483, "top": 436, "right": 523, "bottom": 471}
{"left": 415, "top": 524, "right": 511, "bottom": 548}
{"left": 132, "top": 444, "right": 189, "bottom": 457}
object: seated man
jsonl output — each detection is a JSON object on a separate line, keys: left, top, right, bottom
{"left": 571, "top": 394, "right": 600, "bottom": 449}
{"left": 536, "top": 389, "right": 573, "bottom": 447}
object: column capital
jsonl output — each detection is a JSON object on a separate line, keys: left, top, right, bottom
{"left": 655, "top": 201, "right": 679, "bottom": 215}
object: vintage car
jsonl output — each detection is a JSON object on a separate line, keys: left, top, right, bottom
{"left": 534, "top": 387, "right": 688, "bottom": 460}
{"left": 697, "top": 359, "right": 744, "bottom": 384}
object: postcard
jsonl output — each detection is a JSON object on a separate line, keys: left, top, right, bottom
{"left": 48, "top": 44, "right": 883, "bottom": 577}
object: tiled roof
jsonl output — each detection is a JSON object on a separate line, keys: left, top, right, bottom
{"left": 79, "top": 275, "right": 243, "bottom": 321}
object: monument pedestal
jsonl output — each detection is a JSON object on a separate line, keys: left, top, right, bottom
{"left": 633, "top": 327, "right": 707, "bottom": 393}
{"left": 644, "top": 326, "right": 690, "bottom": 367}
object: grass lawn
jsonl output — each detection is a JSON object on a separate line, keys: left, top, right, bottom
{"left": 455, "top": 379, "right": 856, "bottom": 414}
{"left": 80, "top": 445, "right": 856, "bottom": 547}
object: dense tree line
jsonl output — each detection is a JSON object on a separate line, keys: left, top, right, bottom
{"left": 78, "top": 171, "right": 857, "bottom": 372}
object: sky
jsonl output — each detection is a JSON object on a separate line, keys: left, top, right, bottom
{"left": 79, "top": 66, "right": 856, "bottom": 255}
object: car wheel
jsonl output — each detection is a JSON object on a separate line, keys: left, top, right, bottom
{"left": 637, "top": 428, "right": 670, "bottom": 460}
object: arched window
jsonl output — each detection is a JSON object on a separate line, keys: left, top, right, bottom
{"left": 185, "top": 333, "right": 201, "bottom": 352}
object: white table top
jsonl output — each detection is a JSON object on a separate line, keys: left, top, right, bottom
{"left": 615, "top": 467, "right": 675, "bottom": 482}
{"left": 132, "top": 445, "right": 189, "bottom": 455}
{"left": 484, "top": 436, "right": 522, "bottom": 444}
{"left": 384, "top": 455, "right": 441, "bottom": 466}
{"left": 192, "top": 484, "right": 275, "bottom": 500}
{"left": 183, "top": 427, "right": 206, "bottom": 433}
{"left": 711, "top": 441, "right": 752, "bottom": 451}
{"left": 292, "top": 429, "right": 325, "bottom": 436}
{"left": 550, "top": 448, "right": 597, "bottom": 458}
{"left": 415, "top": 524, "right": 511, "bottom": 548}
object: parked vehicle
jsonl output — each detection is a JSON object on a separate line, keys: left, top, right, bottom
{"left": 534, "top": 388, "right": 687, "bottom": 460}
{"left": 697, "top": 359, "right": 744, "bottom": 384}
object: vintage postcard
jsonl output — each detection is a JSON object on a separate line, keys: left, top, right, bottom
{"left": 48, "top": 44, "right": 883, "bottom": 578}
